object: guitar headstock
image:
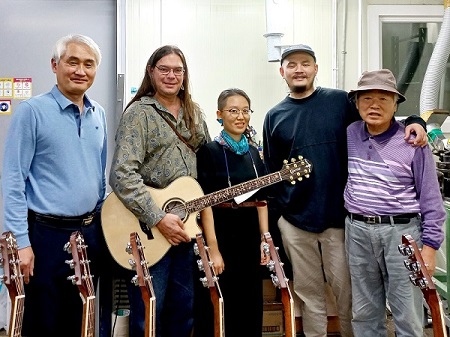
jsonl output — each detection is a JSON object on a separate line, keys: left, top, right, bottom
{"left": 127, "top": 232, "right": 155, "bottom": 299}
{"left": 398, "top": 234, "right": 435, "bottom": 291}
{"left": 0, "top": 231, "right": 24, "bottom": 298}
{"left": 64, "top": 231, "right": 95, "bottom": 299}
{"left": 279, "top": 156, "right": 313, "bottom": 185}
{"left": 194, "top": 233, "right": 217, "bottom": 288}
{"left": 263, "top": 232, "right": 288, "bottom": 289}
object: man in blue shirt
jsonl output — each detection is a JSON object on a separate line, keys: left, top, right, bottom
{"left": 1, "top": 34, "right": 108, "bottom": 336}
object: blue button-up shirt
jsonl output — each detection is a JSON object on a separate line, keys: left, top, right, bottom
{"left": 2, "top": 85, "right": 107, "bottom": 248}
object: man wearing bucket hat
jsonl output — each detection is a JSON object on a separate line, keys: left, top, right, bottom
{"left": 345, "top": 69, "right": 446, "bottom": 336}
{"left": 263, "top": 45, "right": 428, "bottom": 337}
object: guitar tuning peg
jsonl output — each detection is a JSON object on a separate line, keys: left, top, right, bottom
{"left": 298, "top": 155, "right": 303, "bottom": 160}
{"left": 131, "top": 275, "right": 138, "bottom": 285}
{"left": 290, "top": 180, "right": 296, "bottom": 185}
{"left": 199, "top": 276, "right": 208, "bottom": 288}
{"left": 125, "top": 243, "right": 132, "bottom": 254}
{"left": 270, "top": 274, "right": 281, "bottom": 288}
{"left": 128, "top": 258, "right": 136, "bottom": 269}
{"left": 65, "top": 259, "right": 75, "bottom": 269}
{"left": 283, "top": 159, "right": 288, "bottom": 164}
{"left": 63, "top": 241, "right": 71, "bottom": 253}
{"left": 266, "top": 260, "right": 275, "bottom": 272}
{"left": 193, "top": 243, "right": 199, "bottom": 256}
{"left": 67, "top": 275, "right": 78, "bottom": 285}
{"left": 305, "top": 174, "right": 310, "bottom": 179}
{"left": 262, "top": 243, "right": 270, "bottom": 256}
{"left": 196, "top": 259, "right": 204, "bottom": 272}
{"left": 290, "top": 158, "right": 297, "bottom": 163}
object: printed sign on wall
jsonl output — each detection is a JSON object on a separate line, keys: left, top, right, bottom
{"left": 0, "top": 78, "right": 14, "bottom": 98}
{"left": 13, "top": 78, "right": 32, "bottom": 99}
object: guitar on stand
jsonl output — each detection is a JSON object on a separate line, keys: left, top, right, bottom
{"left": 0, "top": 231, "right": 25, "bottom": 337}
{"left": 64, "top": 231, "right": 95, "bottom": 337}
{"left": 102, "top": 156, "right": 312, "bottom": 270}
{"left": 194, "top": 233, "right": 225, "bottom": 337}
{"left": 263, "top": 232, "right": 295, "bottom": 337}
{"left": 127, "top": 231, "right": 156, "bottom": 337}
{"left": 398, "top": 234, "right": 448, "bottom": 337}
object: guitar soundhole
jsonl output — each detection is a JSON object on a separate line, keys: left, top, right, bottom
{"left": 163, "top": 198, "right": 188, "bottom": 221}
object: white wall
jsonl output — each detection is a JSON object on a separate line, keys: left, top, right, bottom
{"left": 123, "top": 0, "right": 444, "bottom": 141}
{"left": 125, "top": 0, "right": 347, "bottom": 143}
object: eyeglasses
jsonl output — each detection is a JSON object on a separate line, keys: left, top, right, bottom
{"left": 155, "top": 65, "right": 185, "bottom": 76}
{"left": 222, "top": 108, "right": 253, "bottom": 117}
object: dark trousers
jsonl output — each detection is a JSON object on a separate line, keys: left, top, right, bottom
{"left": 22, "top": 212, "right": 110, "bottom": 337}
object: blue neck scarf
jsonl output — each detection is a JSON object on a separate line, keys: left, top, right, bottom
{"left": 214, "top": 130, "right": 249, "bottom": 155}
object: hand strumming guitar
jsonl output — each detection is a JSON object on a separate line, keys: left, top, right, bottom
{"left": 156, "top": 213, "right": 191, "bottom": 246}
{"left": 18, "top": 246, "right": 34, "bottom": 284}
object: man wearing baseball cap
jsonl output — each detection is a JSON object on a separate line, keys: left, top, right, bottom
{"left": 345, "top": 69, "right": 445, "bottom": 336}
{"left": 263, "top": 44, "right": 429, "bottom": 337}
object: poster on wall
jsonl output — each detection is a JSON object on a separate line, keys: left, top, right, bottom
{"left": 13, "top": 78, "right": 32, "bottom": 99}
{"left": 0, "top": 78, "right": 14, "bottom": 98}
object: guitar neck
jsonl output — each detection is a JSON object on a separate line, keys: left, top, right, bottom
{"left": 424, "top": 289, "right": 448, "bottom": 337}
{"left": 8, "top": 295, "right": 25, "bottom": 337}
{"left": 186, "top": 171, "right": 283, "bottom": 213}
{"left": 81, "top": 296, "right": 96, "bottom": 337}
{"left": 281, "top": 287, "right": 295, "bottom": 337}
{"left": 212, "top": 292, "right": 225, "bottom": 337}
{"left": 145, "top": 295, "right": 156, "bottom": 337}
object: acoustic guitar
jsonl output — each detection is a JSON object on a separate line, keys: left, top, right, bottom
{"left": 263, "top": 232, "right": 295, "bottom": 337}
{"left": 102, "top": 156, "right": 312, "bottom": 270}
{"left": 398, "top": 234, "right": 448, "bottom": 337}
{"left": 128, "top": 231, "right": 156, "bottom": 337}
{"left": 0, "top": 231, "right": 25, "bottom": 337}
{"left": 194, "top": 233, "right": 225, "bottom": 337}
{"left": 64, "top": 231, "right": 95, "bottom": 337}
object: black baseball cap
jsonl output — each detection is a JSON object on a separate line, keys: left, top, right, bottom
{"left": 281, "top": 44, "right": 316, "bottom": 64}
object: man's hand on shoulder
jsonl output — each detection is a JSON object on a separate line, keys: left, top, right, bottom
{"left": 405, "top": 123, "right": 428, "bottom": 147}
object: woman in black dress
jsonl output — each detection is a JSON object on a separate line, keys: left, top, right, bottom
{"left": 194, "top": 88, "right": 269, "bottom": 336}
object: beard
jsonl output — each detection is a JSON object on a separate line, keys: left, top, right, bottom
{"left": 290, "top": 84, "right": 308, "bottom": 94}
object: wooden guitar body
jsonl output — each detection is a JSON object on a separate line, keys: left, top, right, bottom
{"left": 102, "top": 157, "right": 312, "bottom": 270}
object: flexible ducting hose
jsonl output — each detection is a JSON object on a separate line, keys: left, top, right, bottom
{"left": 420, "top": 2, "right": 450, "bottom": 116}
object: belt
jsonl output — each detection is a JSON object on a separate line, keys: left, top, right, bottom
{"left": 213, "top": 201, "right": 267, "bottom": 208}
{"left": 28, "top": 209, "right": 97, "bottom": 228}
{"left": 349, "top": 212, "right": 418, "bottom": 224}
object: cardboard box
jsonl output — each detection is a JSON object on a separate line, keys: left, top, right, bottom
{"left": 262, "top": 310, "right": 284, "bottom": 335}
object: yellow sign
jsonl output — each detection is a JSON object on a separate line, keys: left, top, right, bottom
{"left": 0, "top": 78, "right": 14, "bottom": 98}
